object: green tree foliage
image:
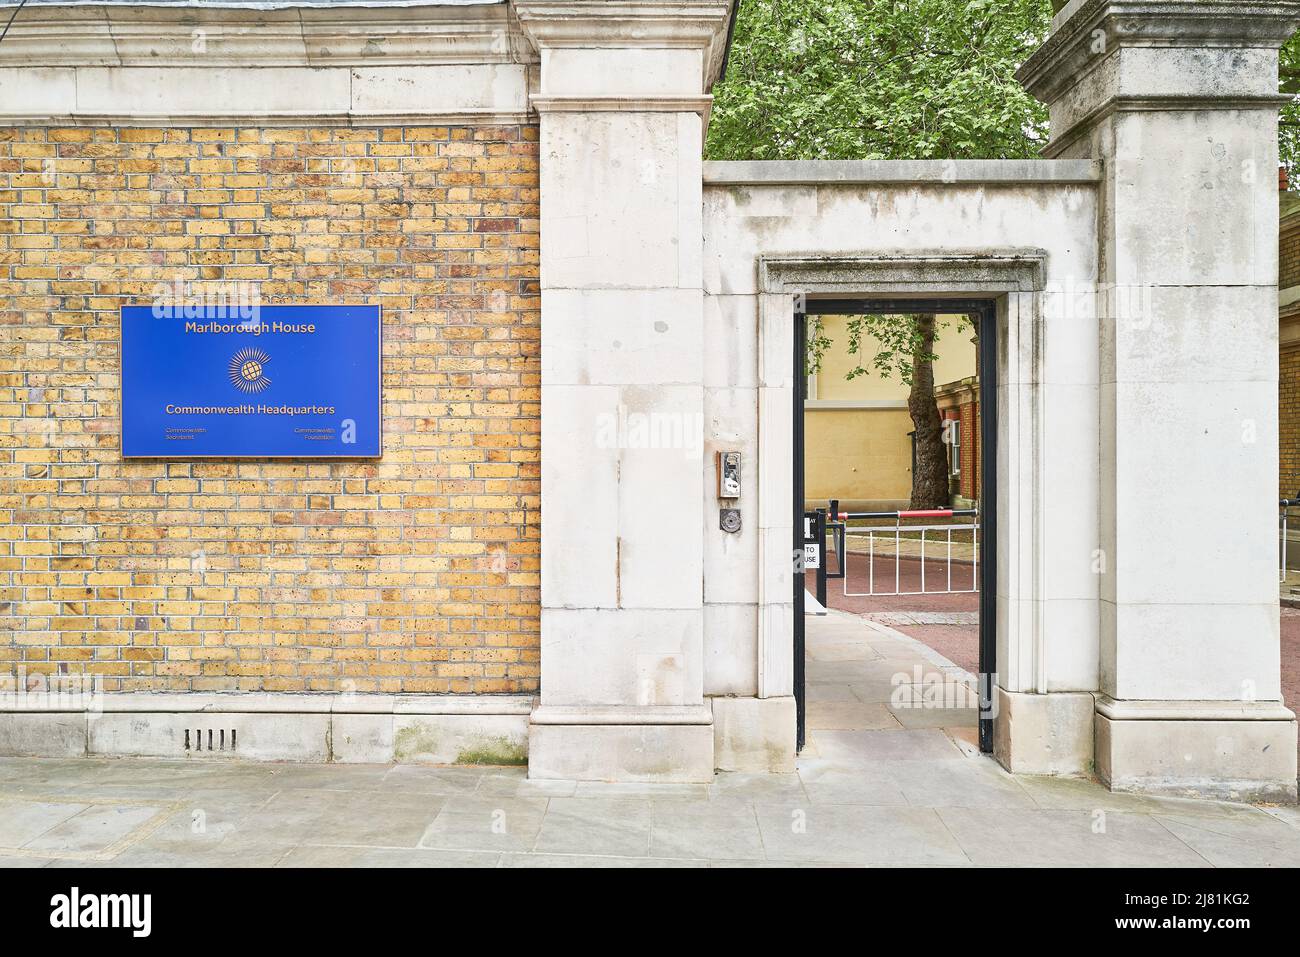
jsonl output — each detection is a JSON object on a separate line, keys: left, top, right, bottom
{"left": 705, "top": 0, "right": 1056, "bottom": 162}
{"left": 708, "top": 0, "right": 1300, "bottom": 173}
{"left": 1283, "top": 31, "right": 1300, "bottom": 180}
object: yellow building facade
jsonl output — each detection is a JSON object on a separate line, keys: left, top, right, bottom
{"left": 805, "top": 314, "right": 976, "bottom": 508}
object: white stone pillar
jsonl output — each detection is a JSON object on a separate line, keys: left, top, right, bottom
{"left": 1020, "top": 0, "right": 1300, "bottom": 800}
{"left": 516, "top": 0, "right": 732, "bottom": 781}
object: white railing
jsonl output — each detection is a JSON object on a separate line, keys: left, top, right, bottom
{"left": 829, "top": 509, "right": 979, "bottom": 597}
{"left": 1282, "top": 499, "right": 1296, "bottom": 584}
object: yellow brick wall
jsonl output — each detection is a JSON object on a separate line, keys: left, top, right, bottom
{"left": 0, "top": 126, "right": 541, "bottom": 694}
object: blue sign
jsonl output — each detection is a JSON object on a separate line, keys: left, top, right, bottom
{"left": 121, "top": 304, "right": 381, "bottom": 458}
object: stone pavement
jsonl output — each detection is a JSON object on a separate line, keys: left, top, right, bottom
{"left": 0, "top": 610, "right": 1297, "bottom": 868}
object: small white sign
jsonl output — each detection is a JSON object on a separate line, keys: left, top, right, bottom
{"left": 804, "top": 543, "right": 820, "bottom": 569}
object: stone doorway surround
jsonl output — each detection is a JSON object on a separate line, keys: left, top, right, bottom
{"left": 752, "top": 252, "right": 1085, "bottom": 773}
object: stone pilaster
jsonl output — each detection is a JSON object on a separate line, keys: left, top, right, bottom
{"left": 1020, "top": 0, "right": 1300, "bottom": 800}
{"left": 517, "top": 1, "right": 733, "bottom": 781}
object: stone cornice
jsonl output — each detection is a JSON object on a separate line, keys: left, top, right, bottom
{"left": 1019, "top": 0, "right": 1300, "bottom": 104}
{"left": 531, "top": 93, "right": 712, "bottom": 117}
{"left": 0, "top": 2, "right": 536, "bottom": 68}
{"left": 513, "top": 0, "right": 733, "bottom": 88}
{"left": 513, "top": 0, "right": 731, "bottom": 46}
{"left": 1042, "top": 92, "right": 1293, "bottom": 157}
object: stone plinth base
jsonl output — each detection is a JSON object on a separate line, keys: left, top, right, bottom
{"left": 1095, "top": 697, "right": 1298, "bottom": 803}
{"left": 0, "top": 693, "right": 533, "bottom": 766}
{"left": 527, "top": 705, "right": 714, "bottom": 782}
{"left": 992, "top": 687, "right": 1095, "bottom": 776}
{"left": 712, "top": 695, "right": 796, "bottom": 772}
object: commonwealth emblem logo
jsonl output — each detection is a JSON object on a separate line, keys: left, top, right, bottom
{"left": 228, "top": 347, "right": 272, "bottom": 394}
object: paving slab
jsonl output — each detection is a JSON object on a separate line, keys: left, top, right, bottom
{"left": 797, "top": 760, "right": 909, "bottom": 807}
{"left": 69, "top": 840, "right": 296, "bottom": 869}
{"left": 807, "top": 701, "right": 901, "bottom": 731}
{"left": 810, "top": 728, "right": 966, "bottom": 764}
{"left": 937, "top": 807, "right": 1213, "bottom": 868}
{"left": 571, "top": 781, "right": 710, "bottom": 801}
{"left": 499, "top": 853, "right": 708, "bottom": 868}
{"left": 1260, "top": 803, "right": 1300, "bottom": 829}
{"left": 124, "top": 792, "right": 279, "bottom": 852}
{"left": 278, "top": 845, "right": 501, "bottom": 868}
{"left": 533, "top": 797, "right": 653, "bottom": 857}
{"left": 649, "top": 801, "right": 765, "bottom": 861}
{"left": 379, "top": 765, "right": 487, "bottom": 796}
{"left": 888, "top": 706, "right": 978, "bottom": 730}
{"left": 808, "top": 641, "right": 884, "bottom": 662}
{"left": 476, "top": 769, "right": 577, "bottom": 799}
{"left": 1014, "top": 774, "right": 1273, "bottom": 820}
{"left": 231, "top": 788, "right": 445, "bottom": 849}
{"left": 1152, "top": 813, "right": 1300, "bottom": 867}
{"left": 754, "top": 804, "right": 970, "bottom": 866}
{"left": 22, "top": 803, "right": 167, "bottom": 856}
{"left": 0, "top": 798, "right": 89, "bottom": 848}
{"left": 806, "top": 682, "right": 861, "bottom": 702}
{"left": 708, "top": 770, "right": 806, "bottom": 805}
{"left": 419, "top": 795, "right": 547, "bottom": 854}
{"left": 258, "top": 764, "right": 393, "bottom": 792}
{"left": 885, "top": 758, "right": 1037, "bottom": 809}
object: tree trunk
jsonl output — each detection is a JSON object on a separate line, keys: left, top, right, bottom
{"left": 907, "top": 313, "right": 950, "bottom": 510}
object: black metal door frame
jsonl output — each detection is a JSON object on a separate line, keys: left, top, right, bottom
{"left": 794, "top": 297, "right": 998, "bottom": 753}
{"left": 793, "top": 309, "right": 807, "bottom": 750}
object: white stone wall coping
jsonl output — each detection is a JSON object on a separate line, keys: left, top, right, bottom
{"left": 0, "top": 3, "right": 533, "bottom": 68}
{"left": 0, "top": 691, "right": 536, "bottom": 715}
{"left": 1, "top": 1, "right": 499, "bottom": 5}
{"left": 702, "top": 159, "right": 1102, "bottom": 186}
{"left": 0, "top": 1, "right": 541, "bottom": 124}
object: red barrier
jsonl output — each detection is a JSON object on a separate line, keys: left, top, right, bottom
{"left": 834, "top": 508, "right": 974, "bottom": 522}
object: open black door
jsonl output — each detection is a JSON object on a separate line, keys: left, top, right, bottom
{"left": 975, "top": 301, "right": 997, "bottom": 753}
{"left": 793, "top": 305, "right": 807, "bottom": 751}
